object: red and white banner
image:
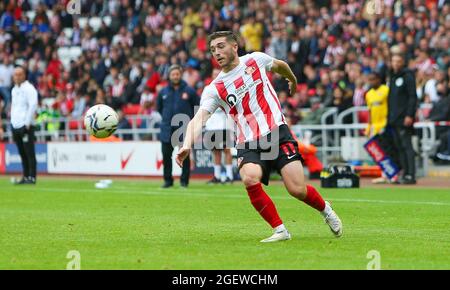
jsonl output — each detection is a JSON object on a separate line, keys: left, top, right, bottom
{"left": 0, "top": 143, "right": 5, "bottom": 173}
{"left": 47, "top": 142, "right": 181, "bottom": 176}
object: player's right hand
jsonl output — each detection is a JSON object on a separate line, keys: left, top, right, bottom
{"left": 0, "top": 128, "right": 4, "bottom": 140}
{"left": 176, "top": 147, "right": 190, "bottom": 167}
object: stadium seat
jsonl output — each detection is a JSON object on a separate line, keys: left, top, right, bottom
{"left": 69, "top": 120, "right": 81, "bottom": 130}
{"left": 122, "top": 104, "right": 141, "bottom": 115}
{"left": 297, "top": 83, "right": 307, "bottom": 92}
{"left": 103, "top": 16, "right": 112, "bottom": 26}
{"left": 69, "top": 46, "right": 82, "bottom": 59}
{"left": 46, "top": 10, "right": 54, "bottom": 20}
{"left": 88, "top": 17, "right": 102, "bottom": 32}
{"left": 26, "top": 11, "right": 35, "bottom": 22}
{"left": 78, "top": 17, "right": 88, "bottom": 29}
{"left": 63, "top": 27, "right": 73, "bottom": 39}
{"left": 357, "top": 110, "right": 370, "bottom": 123}
{"left": 57, "top": 47, "right": 71, "bottom": 68}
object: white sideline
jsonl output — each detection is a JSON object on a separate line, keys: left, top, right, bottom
{"left": 6, "top": 186, "right": 450, "bottom": 206}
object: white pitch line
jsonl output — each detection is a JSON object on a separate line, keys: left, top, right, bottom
{"left": 4, "top": 186, "right": 450, "bottom": 206}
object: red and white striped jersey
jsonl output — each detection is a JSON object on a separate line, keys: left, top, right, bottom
{"left": 200, "top": 52, "right": 286, "bottom": 144}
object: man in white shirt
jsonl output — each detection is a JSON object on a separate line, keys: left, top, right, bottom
{"left": 10, "top": 66, "right": 38, "bottom": 185}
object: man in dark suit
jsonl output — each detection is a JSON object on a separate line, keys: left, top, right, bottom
{"left": 388, "top": 54, "right": 418, "bottom": 184}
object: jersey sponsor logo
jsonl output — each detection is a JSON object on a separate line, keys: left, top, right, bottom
{"left": 234, "top": 82, "right": 248, "bottom": 96}
{"left": 245, "top": 66, "right": 256, "bottom": 75}
{"left": 226, "top": 94, "right": 238, "bottom": 107}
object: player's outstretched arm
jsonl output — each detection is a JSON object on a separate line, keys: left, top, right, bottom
{"left": 176, "top": 108, "right": 211, "bottom": 167}
{"left": 271, "top": 59, "right": 297, "bottom": 95}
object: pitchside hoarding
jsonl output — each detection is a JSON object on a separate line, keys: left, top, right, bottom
{"left": 47, "top": 142, "right": 181, "bottom": 176}
{"left": 364, "top": 135, "right": 400, "bottom": 179}
{"left": 0, "top": 143, "right": 5, "bottom": 173}
{"left": 5, "top": 143, "right": 48, "bottom": 173}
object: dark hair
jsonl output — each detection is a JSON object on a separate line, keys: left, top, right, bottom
{"left": 369, "top": 71, "right": 382, "bottom": 80}
{"left": 168, "top": 64, "right": 182, "bottom": 73}
{"left": 14, "top": 65, "right": 27, "bottom": 78}
{"left": 207, "top": 31, "right": 238, "bottom": 47}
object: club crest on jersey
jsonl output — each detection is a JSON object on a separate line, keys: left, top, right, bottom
{"left": 245, "top": 66, "right": 256, "bottom": 75}
{"left": 226, "top": 94, "right": 237, "bottom": 106}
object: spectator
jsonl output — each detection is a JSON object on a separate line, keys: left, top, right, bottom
{"left": 183, "top": 61, "right": 201, "bottom": 90}
{"left": 139, "top": 86, "right": 155, "bottom": 115}
{"left": 182, "top": 7, "right": 202, "bottom": 39}
{"left": 240, "top": 14, "right": 263, "bottom": 52}
{"left": 300, "top": 97, "right": 327, "bottom": 125}
{"left": 332, "top": 87, "right": 353, "bottom": 123}
{"left": 0, "top": 54, "right": 14, "bottom": 107}
{"left": 116, "top": 109, "right": 132, "bottom": 140}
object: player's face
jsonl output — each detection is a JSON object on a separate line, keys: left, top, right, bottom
{"left": 368, "top": 75, "right": 380, "bottom": 88}
{"left": 169, "top": 69, "right": 182, "bottom": 85}
{"left": 13, "top": 68, "right": 26, "bottom": 85}
{"left": 391, "top": 55, "right": 404, "bottom": 73}
{"left": 210, "top": 37, "right": 237, "bottom": 68}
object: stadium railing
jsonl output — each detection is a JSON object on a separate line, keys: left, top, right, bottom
{"left": 0, "top": 108, "right": 439, "bottom": 176}
{"left": 0, "top": 115, "right": 161, "bottom": 142}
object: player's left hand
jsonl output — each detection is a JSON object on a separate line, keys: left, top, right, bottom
{"left": 176, "top": 147, "right": 190, "bottom": 167}
{"left": 287, "top": 78, "right": 297, "bottom": 95}
{"left": 404, "top": 116, "right": 414, "bottom": 127}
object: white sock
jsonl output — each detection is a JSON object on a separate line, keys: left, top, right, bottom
{"left": 214, "top": 165, "right": 221, "bottom": 179}
{"left": 274, "top": 224, "right": 287, "bottom": 232}
{"left": 321, "top": 203, "right": 333, "bottom": 217}
{"left": 225, "top": 164, "right": 233, "bottom": 180}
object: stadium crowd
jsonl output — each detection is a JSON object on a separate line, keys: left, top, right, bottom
{"left": 0, "top": 0, "right": 449, "bottom": 139}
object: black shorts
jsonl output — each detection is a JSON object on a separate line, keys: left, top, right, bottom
{"left": 203, "top": 129, "right": 234, "bottom": 150}
{"left": 237, "top": 124, "right": 303, "bottom": 185}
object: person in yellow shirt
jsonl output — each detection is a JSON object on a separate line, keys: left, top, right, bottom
{"left": 182, "top": 7, "right": 202, "bottom": 39}
{"left": 365, "top": 72, "right": 398, "bottom": 184}
{"left": 365, "top": 72, "right": 388, "bottom": 137}
{"left": 240, "top": 15, "right": 263, "bottom": 52}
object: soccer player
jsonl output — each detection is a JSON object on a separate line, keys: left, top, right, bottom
{"left": 204, "top": 108, "right": 235, "bottom": 184}
{"left": 176, "top": 31, "right": 342, "bottom": 242}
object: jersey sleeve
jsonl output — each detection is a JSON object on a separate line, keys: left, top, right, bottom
{"left": 251, "top": 51, "right": 275, "bottom": 71}
{"left": 199, "top": 84, "right": 220, "bottom": 114}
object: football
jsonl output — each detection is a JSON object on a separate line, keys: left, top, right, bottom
{"left": 84, "top": 104, "right": 119, "bottom": 138}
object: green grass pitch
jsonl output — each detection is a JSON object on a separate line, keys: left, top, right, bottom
{"left": 0, "top": 176, "right": 449, "bottom": 270}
